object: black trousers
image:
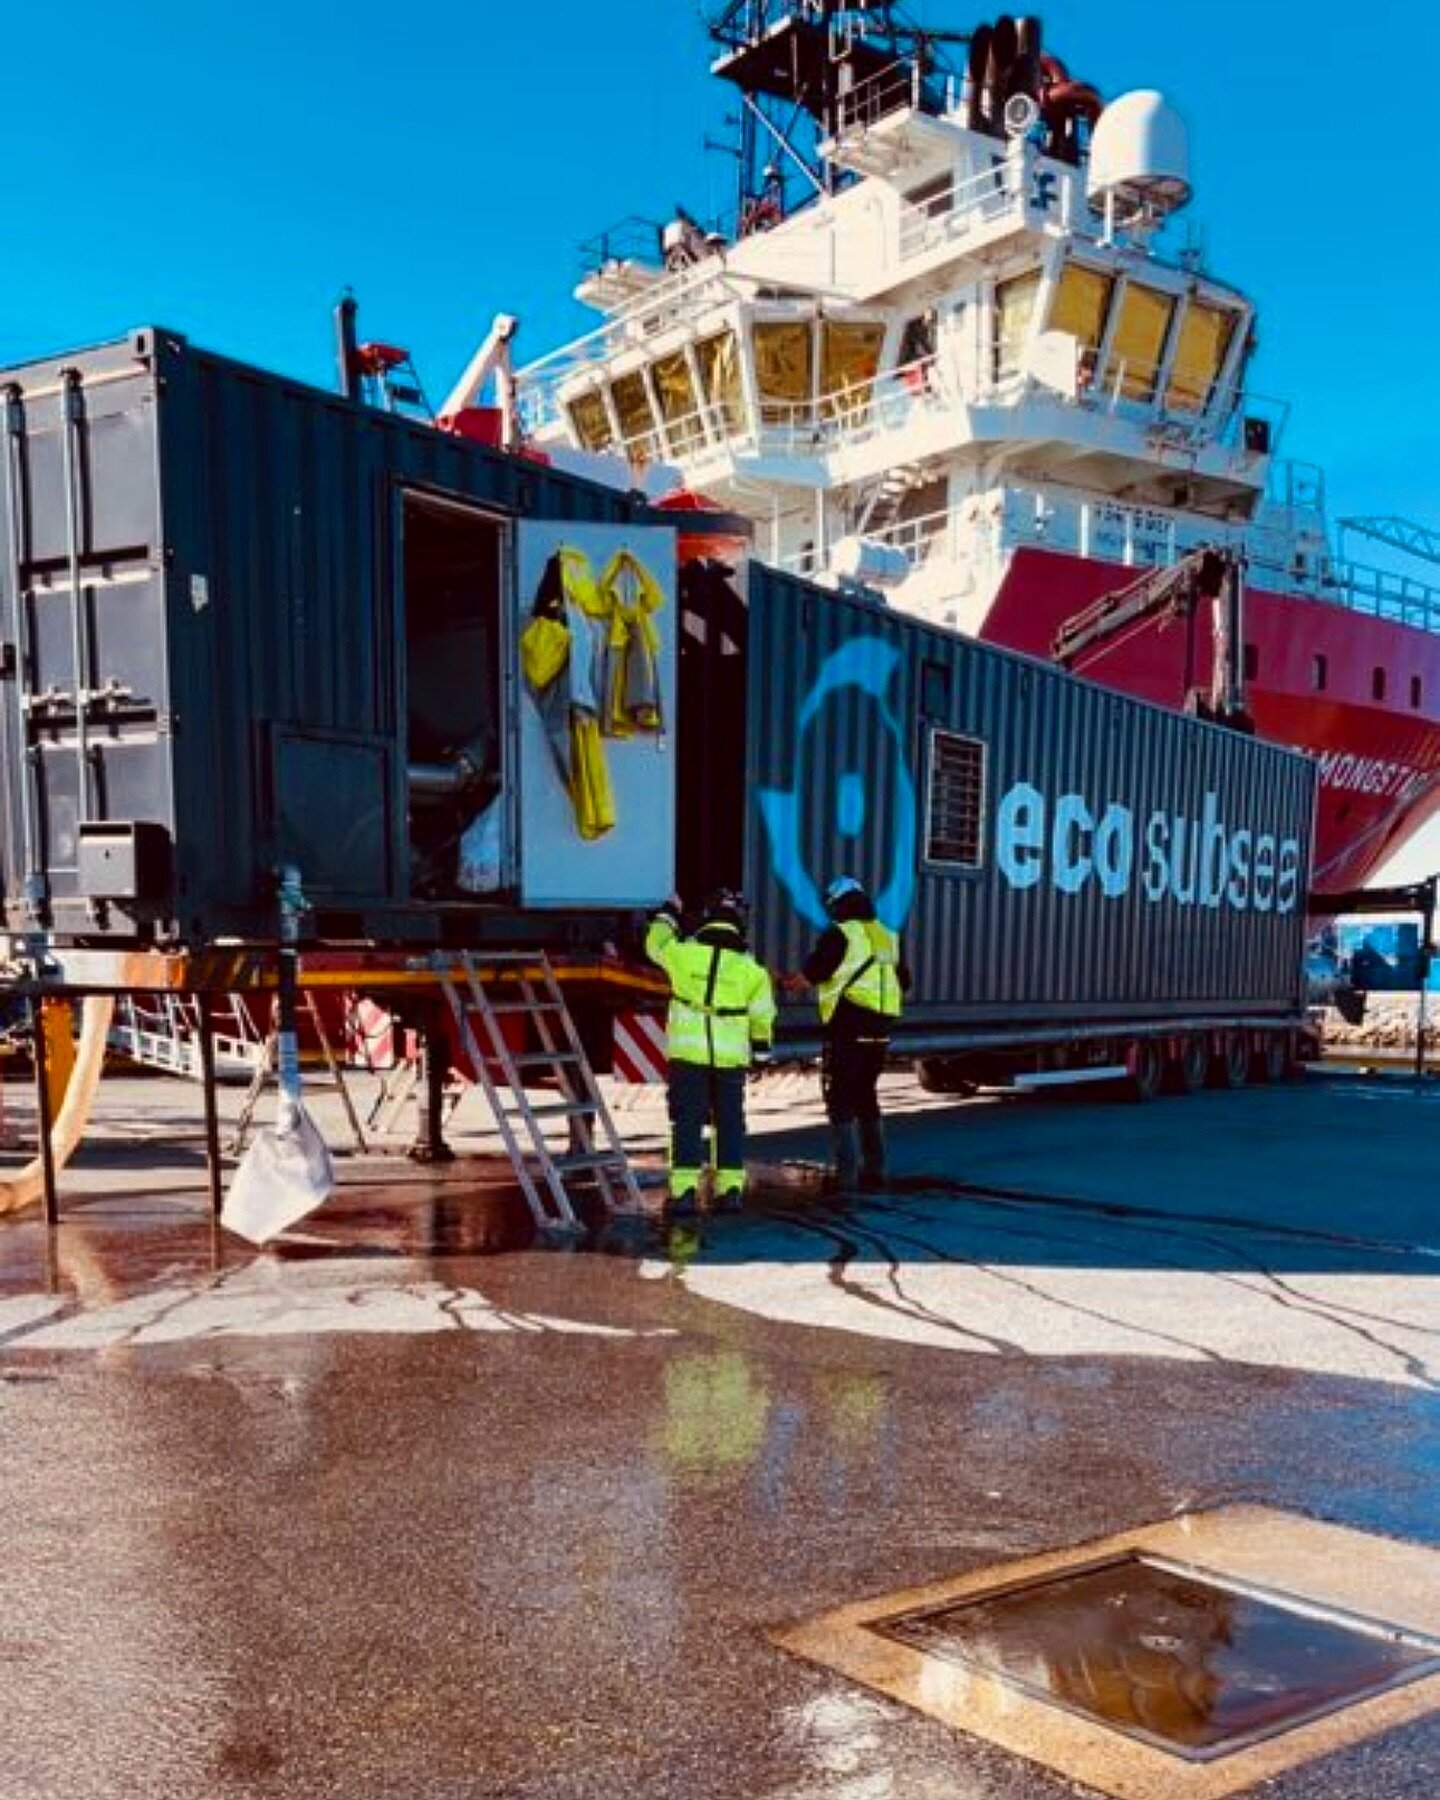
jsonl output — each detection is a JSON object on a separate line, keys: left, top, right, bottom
{"left": 822, "top": 1032, "right": 889, "bottom": 1126}
{"left": 667, "top": 1060, "right": 747, "bottom": 1188}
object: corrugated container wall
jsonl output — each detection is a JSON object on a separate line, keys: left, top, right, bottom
{"left": 0, "top": 329, "right": 647, "bottom": 943}
{"left": 680, "top": 565, "right": 1317, "bottom": 1034}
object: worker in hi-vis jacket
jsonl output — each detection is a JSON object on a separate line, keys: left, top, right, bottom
{"left": 793, "top": 876, "right": 909, "bottom": 1192}
{"left": 645, "top": 890, "right": 776, "bottom": 1216}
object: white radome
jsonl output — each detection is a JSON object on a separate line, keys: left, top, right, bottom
{"left": 1086, "top": 88, "right": 1193, "bottom": 219}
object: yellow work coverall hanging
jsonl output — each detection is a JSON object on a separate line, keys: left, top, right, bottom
{"left": 521, "top": 543, "right": 667, "bottom": 840}
{"left": 598, "top": 548, "right": 666, "bottom": 737}
{"left": 521, "top": 547, "right": 615, "bottom": 840}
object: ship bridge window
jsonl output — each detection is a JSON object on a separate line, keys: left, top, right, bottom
{"left": 609, "top": 370, "right": 659, "bottom": 463}
{"left": 1373, "top": 665, "right": 1387, "bottom": 702}
{"left": 820, "top": 320, "right": 886, "bottom": 419}
{"left": 567, "top": 389, "right": 614, "bottom": 453}
{"left": 994, "top": 270, "right": 1042, "bottom": 384}
{"left": 1048, "top": 263, "right": 1114, "bottom": 357}
{"left": 1312, "top": 653, "right": 1328, "bottom": 692}
{"left": 753, "top": 320, "right": 814, "bottom": 423}
{"left": 1109, "top": 282, "right": 1175, "bottom": 402}
{"left": 652, "top": 351, "right": 704, "bottom": 455}
{"left": 925, "top": 728, "right": 987, "bottom": 869}
{"left": 1412, "top": 674, "right": 1424, "bottom": 710}
{"left": 695, "top": 330, "right": 745, "bottom": 435}
{"left": 1166, "top": 301, "right": 1238, "bottom": 414}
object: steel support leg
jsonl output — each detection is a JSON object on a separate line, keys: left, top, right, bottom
{"left": 409, "top": 1009, "right": 455, "bottom": 1164}
{"left": 196, "top": 991, "right": 225, "bottom": 1221}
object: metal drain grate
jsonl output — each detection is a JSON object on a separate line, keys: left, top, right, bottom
{"left": 870, "top": 1552, "right": 1440, "bottom": 1763}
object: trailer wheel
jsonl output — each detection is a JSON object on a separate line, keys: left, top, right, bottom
{"left": 916, "top": 1057, "right": 977, "bottom": 1097}
{"left": 1128, "top": 1039, "right": 1165, "bottom": 1102}
{"left": 1210, "top": 1034, "right": 1250, "bottom": 1090}
{"left": 1253, "top": 1035, "right": 1288, "bottom": 1084}
{"left": 1166, "top": 1034, "right": 1210, "bottom": 1094}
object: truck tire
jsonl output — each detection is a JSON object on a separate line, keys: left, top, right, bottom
{"left": 1253, "top": 1034, "right": 1288, "bottom": 1084}
{"left": 1166, "top": 1034, "right": 1209, "bottom": 1094}
{"left": 1210, "top": 1034, "right": 1250, "bottom": 1090}
{"left": 1128, "top": 1039, "right": 1165, "bottom": 1102}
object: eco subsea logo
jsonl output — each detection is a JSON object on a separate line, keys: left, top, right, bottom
{"left": 758, "top": 636, "right": 918, "bottom": 930}
{"left": 996, "top": 782, "right": 1302, "bottom": 913}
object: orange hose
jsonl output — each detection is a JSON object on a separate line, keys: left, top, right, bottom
{"left": 0, "top": 997, "right": 114, "bottom": 1217}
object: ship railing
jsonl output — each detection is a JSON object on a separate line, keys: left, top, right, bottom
{"left": 1331, "top": 561, "right": 1440, "bottom": 634}
{"left": 779, "top": 503, "right": 953, "bottom": 579}
{"left": 754, "top": 356, "right": 950, "bottom": 451}
{"left": 516, "top": 262, "right": 747, "bottom": 433}
{"left": 897, "top": 159, "right": 1027, "bottom": 262}
{"left": 1267, "top": 457, "right": 1326, "bottom": 516}
{"left": 835, "top": 58, "right": 927, "bottom": 136}
{"left": 982, "top": 349, "right": 1288, "bottom": 460}
{"left": 583, "top": 355, "right": 950, "bottom": 469}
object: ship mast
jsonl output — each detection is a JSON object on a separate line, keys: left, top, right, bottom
{"left": 705, "top": 1, "right": 967, "bottom": 228}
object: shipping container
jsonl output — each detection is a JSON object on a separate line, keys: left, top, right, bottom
{"left": 0, "top": 330, "right": 682, "bottom": 944}
{"left": 675, "top": 553, "right": 1318, "bottom": 1077}
{"left": 0, "top": 326, "right": 1319, "bottom": 1095}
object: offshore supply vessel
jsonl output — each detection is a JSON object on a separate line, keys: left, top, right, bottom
{"left": 514, "top": 2, "right": 1440, "bottom": 897}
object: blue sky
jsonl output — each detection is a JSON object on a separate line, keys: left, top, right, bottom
{"left": 4, "top": 0, "right": 1436, "bottom": 524}
{"left": 3, "top": 0, "right": 1438, "bottom": 876}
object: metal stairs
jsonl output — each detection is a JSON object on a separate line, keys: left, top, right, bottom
{"left": 439, "top": 952, "right": 644, "bottom": 1233}
{"left": 855, "top": 460, "right": 933, "bottom": 537}
{"left": 110, "top": 994, "right": 266, "bottom": 1083}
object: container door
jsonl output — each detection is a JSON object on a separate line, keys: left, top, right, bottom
{"left": 514, "top": 521, "right": 676, "bottom": 908}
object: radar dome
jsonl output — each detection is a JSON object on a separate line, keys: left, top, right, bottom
{"left": 1086, "top": 89, "right": 1191, "bottom": 222}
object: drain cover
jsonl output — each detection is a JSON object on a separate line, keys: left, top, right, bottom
{"left": 871, "top": 1552, "right": 1440, "bottom": 1762}
{"left": 774, "top": 1508, "right": 1440, "bottom": 1799}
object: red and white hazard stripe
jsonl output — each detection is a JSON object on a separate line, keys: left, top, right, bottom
{"left": 613, "top": 1011, "right": 668, "bottom": 1084}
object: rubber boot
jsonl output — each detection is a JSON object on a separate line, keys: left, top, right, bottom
{"left": 823, "top": 1122, "right": 860, "bottom": 1194}
{"left": 858, "top": 1119, "right": 887, "bottom": 1193}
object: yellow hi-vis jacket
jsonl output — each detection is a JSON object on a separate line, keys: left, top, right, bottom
{"left": 818, "top": 918, "right": 904, "bottom": 1024}
{"left": 645, "top": 915, "right": 776, "bottom": 1069}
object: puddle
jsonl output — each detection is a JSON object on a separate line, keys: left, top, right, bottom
{"left": 775, "top": 1505, "right": 1440, "bottom": 1798}
{"left": 872, "top": 1552, "right": 1440, "bottom": 1761}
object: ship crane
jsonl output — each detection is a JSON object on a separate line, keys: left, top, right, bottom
{"left": 436, "top": 313, "right": 521, "bottom": 448}
{"left": 1052, "top": 547, "right": 1253, "bottom": 731}
{"left": 334, "top": 295, "right": 523, "bottom": 449}
{"left": 1337, "top": 516, "right": 1440, "bottom": 568}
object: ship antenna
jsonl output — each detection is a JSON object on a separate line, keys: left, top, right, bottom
{"left": 703, "top": 2, "right": 967, "bottom": 232}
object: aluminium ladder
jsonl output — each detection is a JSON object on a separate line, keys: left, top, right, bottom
{"left": 439, "top": 952, "right": 644, "bottom": 1232}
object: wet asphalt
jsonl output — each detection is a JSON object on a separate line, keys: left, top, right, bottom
{"left": 1, "top": 1069, "right": 1438, "bottom": 1799}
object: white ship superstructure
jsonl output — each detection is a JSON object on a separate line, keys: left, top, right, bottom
{"left": 517, "top": 8, "right": 1334, "bottom": 634}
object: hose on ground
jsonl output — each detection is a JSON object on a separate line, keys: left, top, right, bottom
{"left": 0, "top": 996, "right": 114, "bottom": 1217}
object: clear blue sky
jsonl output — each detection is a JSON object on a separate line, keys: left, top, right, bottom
{"left": 5, "top": 0, "right": 1439, "bottom": 879}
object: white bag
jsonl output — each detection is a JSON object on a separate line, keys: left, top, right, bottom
{"left": 457, "top": 799, "right": 503, "bottom": 893}
{"left": 221, "top": 1102, "right": 336, "bottom": 1246}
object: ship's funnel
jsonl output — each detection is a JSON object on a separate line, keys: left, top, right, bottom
{"left": 1086, "top": 89, "right": 1192, "bottom": 227}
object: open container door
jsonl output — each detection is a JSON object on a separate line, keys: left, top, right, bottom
{"left": 514, "top": 522, "right": 677, "bottom": 909}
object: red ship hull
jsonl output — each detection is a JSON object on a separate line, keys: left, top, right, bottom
{"left": 981, "top": 548, "right": 1440, "bottom": 894}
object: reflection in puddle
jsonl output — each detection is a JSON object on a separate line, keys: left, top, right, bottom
{"left": 874, "top": 1553, "right": 1440, "bottom": 1760}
